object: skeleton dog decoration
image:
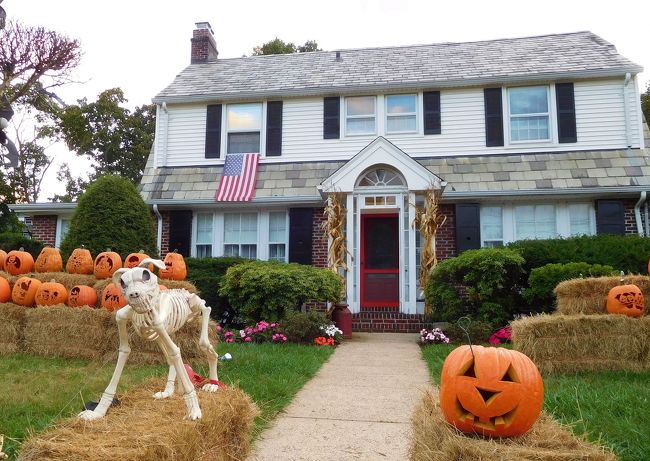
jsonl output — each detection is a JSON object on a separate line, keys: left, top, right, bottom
{"left": 79, "top": 259, "right": 220, "bottom": 421}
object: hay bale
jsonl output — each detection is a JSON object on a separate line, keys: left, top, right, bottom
{"left": 512, "top": 314, "right": 650, "bottom": 374}
{"left": 23, "top": 306, "right": 111, "bottom": 360}
{"left": 410, "top": 387, "right": 616, "bottom": 461}
{"left": 3, "top": 272, "right": 97, "bottom": 291}
{"left": 555, "top": 276, "right": 650, "bottom": 316}
{"left": 93, "top": 278, "right": 198, "bottom": 293}
{"left": 0, "top": 302, "right": 27, "bottom": 354}
{"left": 18, "top": 378, "right": 259, "bottom": 461}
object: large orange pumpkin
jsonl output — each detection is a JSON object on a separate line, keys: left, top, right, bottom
{"left": 4, "top": 248, "right": 35, "bottom": 276}
{"left": 124, "top": 250, "right": 152, "bottom": 271}
{"left": 439, "top": 345, "right": 544, "bottom": 438}
{"left": 159, "top": 251, "right": 187, "bottom": 281}
{"left": 35, "top": 280, "right": 69, "bottom": 306}
{"left": 11, "top": 276, "right": 42, "bottom": 306}
{"left": 67, "top": 285, "right": 99, "bottom": 308}
{"left": 101, "top": 282, "right": 127, "bottom": 311}
{"left": 34, "top": 247, "right": 64, "bottom": 273}
{"left": 0, "top": 249, "right": 7, "bottom": 271}
{"left": 66, "top": 247, "right": 94, "bottom": 274}
{"left": 607, "top": 284, "right": 644, "bottom": 318}
{"left": 0, "top": 277, "right": 11, "bottom": 302}
{"left": 94, "top": 250, "right": 122, "bottom": 279}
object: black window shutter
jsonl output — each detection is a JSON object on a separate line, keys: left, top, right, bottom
{"left": 596, "top": 200, "right": 626, "bottom": 235}
{"left": 484, "top": 88, "right": 504, "bottom": 147}
{"left": 455, "top": 204, "right": 481, "bottom": 254}
{"left": 555, "top": 83, "right": 577, "bottom": 143}
{"left": 266, "top": 101, "right": 283, "bottom": 156}
{"left": 289, "top": 208, "right": 313, "bottom": 265}
{"left": 168, "top": 210, "right": 193, "bottom": 257}
{"left": 323, "top": 97, "right": 340, "bottom": 139}
{"left": 423, "top": 91, "right": 441, "bottom": 135}
{"left": 205, "top": 104, "right": 222, "bottom": 158}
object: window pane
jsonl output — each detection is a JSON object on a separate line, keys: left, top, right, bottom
{"left": 60, "top": 219, "right": 71, "bottom": 240}
{"left": 387, "top": 115, "right": 416, "bottom": 133}
{"left": 511, "top": 116, "right": 549, "bottom": 141}
{"left": 196, "top": 244, "right": 212, "bottom": 258}
{"left": 269, "top": 212, "right": 287, "bottom": 242}
{"left": 224, "top": 214, "right": 240, "bottom": 243}
{"left": 346, "top": 117, "right": 375, "bottom": 135}
{"left": 196, "top": 213, "right": 213, "bottom": 244}
{"left": 515, "top": 204, "right": 556, "bottom": 240}
{"left": 227, "top": 103, "right": 262, "bottom": 130}
{"left": 269, "top": 243, "right": 286, "bottom": 261}
{"left": 509, "top": 87, "right": 548, "bottom": 114}
{"left": 224, "top": 244, "right": 239, "bottom": 257}
{"left": 481, "top": 206, "right": 503, "bottom": 242}
{"left": 241, "top": 244, "right": 257, "bottom": 259}
{"left": 240, "top": 213, "right": 257, "bottom": 243}
{"left": 387, "top": 94, "right": 416, "bottom": 114}
{"left": 347, "top": 96, "right": 375, "bottom": 116}
{"left": 569, "top": 203, "right": 593, "bottom": 236}
{"left": 227, "top": 132, "right": 260, "bottom": 154}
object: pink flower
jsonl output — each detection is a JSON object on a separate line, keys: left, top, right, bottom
{"left": 244, "top": 336, "right": 252, "bottom": 342}
{"left": 239, "top": 330, "right": 246, "bottom": 338}
{"left": 224, "top": 331, "right": 234, "bottom": 338}
{"left": 271, "top": 323, "right": 278, "bottom": 328}
{"left": 226, "top": 338, "right": 234, "bottom": 343}
{"left": 215, "top": 325, "right": 222, "bottom": 332}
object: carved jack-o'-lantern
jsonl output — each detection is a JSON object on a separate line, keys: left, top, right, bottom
{"left": 35, "top": 247, "right": 64, "bottom": 273}
{"left": 158, "top": 251, "right": 187, "bottom": 281}
{"left": 35, "top": 280, "right": 68, "bottom": 306}
{"left": 0, "top": 249, "right": 7, "bottom": 271}
{"left": 94, "top": 250, "right": 122, "bottom": 279}
{"left": 66, "top": 247, "right": 94, "bottom": 274}
{"left": 439, "top": 345, "right": 544, "bottom": 438}
{"left": 11, "top": 276, "right": 42, "bottom": 306}
{"left": 607, "top": 284, "right": 645, "bottom": 318}
{"left": 101, "top": 282, "right": 127, "bottom": 311}
{"left": 0, "top": 277, "right": 11, "bottom": 302}
{"left": 124, "top": 250, "right": 153, "bottom": 271}
{"left": 67, "top": 285, "right": 98, "bottom": 308}
{"left": 4, "top": 248, "right": 35, "bottom": 276}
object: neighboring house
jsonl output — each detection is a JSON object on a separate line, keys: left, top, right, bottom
{"left": 12, "top": 23, "right": 648, "bottom": 332}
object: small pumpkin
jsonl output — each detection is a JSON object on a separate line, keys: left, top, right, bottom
{"left": 11, "top": 276, "right": 42, "bottom": 306}
{"left": 607, "top": 284, "right": 644, "bottom": 318}
{"left": 101, "top": 282, "right": 127, "bottom": 311}
{"left": 159, "top": 251, "right": 187, "bottom": 281}
{"left": 35, "top": 280, "right": 68, "bottom": 306}
{"left": 4, "top": 248, "right": 35, "bottom": 276}
{"left": 67, "top": 285, "right": 99, "bottom": 308}
{"left": 94, "top": 250, "right": 123, "bottom": 279}
{"left": 124, "top": 250, "right": 152, "bottom": 271}
{"left": 0, "top": 277, "right": 11, "bottom": 302}
{"left": 66, "top": 247, "right": 94, "bottom": 274}
{"left": 34, "top": 247, "right": 64, "bottom": 273}
{"left": 0, "top": 249, "right": 7, "bottom": 271}
{"left": 439, "top": 345, "right": 544, "bottom": 438}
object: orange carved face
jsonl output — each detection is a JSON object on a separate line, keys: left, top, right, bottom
{"left": 607, "top": 284, "right": 645, "bottom": 318}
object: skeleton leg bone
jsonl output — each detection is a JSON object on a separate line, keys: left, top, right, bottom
{"left": 153, "top": 363, "right": 177, "bottom": 399}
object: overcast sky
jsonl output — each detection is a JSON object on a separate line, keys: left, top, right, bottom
{"left": 6, "top": 0, "right": 649, "bottom": 200}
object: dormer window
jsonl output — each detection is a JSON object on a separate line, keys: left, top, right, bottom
{"left": 508, "top": 86, "right": 550, "bottom": 142}
{"left": 345, "top": 96, "right": 376, "bottom": 136}
{"left": 227, "top": 103, "right": 262, "bottom": 153}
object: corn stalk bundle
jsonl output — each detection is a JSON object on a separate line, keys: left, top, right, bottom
{"left": 322, "top": 192, "right": 350, "bottom": 298}
{"left": 412, "top": 187, "right": 446, "bottom": 313}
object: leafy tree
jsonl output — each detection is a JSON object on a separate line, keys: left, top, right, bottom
{"left": 642, "top": 83, "right": 650, "bottom": 127}
{"left": 252, "top": 38, "right": 321, "bottom": 56}
{"left": 60, "top": 175, "right": 158, "bottom": 259}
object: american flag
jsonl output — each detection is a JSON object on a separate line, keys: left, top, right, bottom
{"left": 215, "top": 153, "right": 260, "bottom": 201}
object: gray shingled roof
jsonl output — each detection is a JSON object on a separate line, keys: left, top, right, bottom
{"left": 154, "top": 31, "right": 642, "bottom": 103}
{"left": 139, "top": 147, "right": 650, "bottom": 203}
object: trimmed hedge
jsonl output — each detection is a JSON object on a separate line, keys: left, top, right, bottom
{"left": 220, "top": 260, "right": 343, "bottom": 322}
{"left": 0, "top": 232, "right": 44, "bottom": 257}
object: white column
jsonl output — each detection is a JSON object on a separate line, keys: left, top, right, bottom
{"left": 345, "top": 194, "right": 357, "bottom": 313}
{"left": 407, "top": 192, "right": 417, "bottom": 314}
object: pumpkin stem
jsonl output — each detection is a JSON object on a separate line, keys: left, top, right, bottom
{"left": 620, "top": 270, "right": 625, "bottom": 284}
{"left": 456, "top": 316, "right": 475, "bottom": 359}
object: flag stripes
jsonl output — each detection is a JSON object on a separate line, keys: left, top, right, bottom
{"left": 216, "top": 153, "right": 260, "bottom": 201}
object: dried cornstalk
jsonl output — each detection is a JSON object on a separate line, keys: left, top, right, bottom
{"left": 412, "top": 187, "right": 446, "bottom": 313}
{"left": 322, "top": 192, "right": 350, "bottom": 298}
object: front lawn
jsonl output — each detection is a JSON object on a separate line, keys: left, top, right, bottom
{"left": 420, "top": 344, "right": 650, "bottom": 461}
{"left": 0, "top": 343, "right": 333, "bottom": 459}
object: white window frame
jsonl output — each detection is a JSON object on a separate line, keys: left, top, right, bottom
{"left": 268, "top": 211, "right": 289, "bottom": 262}
{"left": 480, "top": 205, "right": 504, "bottom": 247}
{"left": 385, "top": 94, "right": 418, "bottom": 134}
{"left": 506, "top": 85, "right": 554, "bottom": 144}
{"left": 195, "top": 212, "right": 214, "bottom": 258}
{"left": 514, "top": 203, "right": 558, "bottom": 240}
{"left": 224, "top": 102, "right": 265, "bottom": 156}
{"left": 345, "top": 96, "right": 377, "bottom": 136}
{"left": 223, "top": 212, "right": 259, "bottom": 259}
{"left": 55, "top": 216, "right": 72, "bottom": 247}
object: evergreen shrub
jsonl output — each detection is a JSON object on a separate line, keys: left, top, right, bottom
{"left": 0, "top": 232, "right": 44, "bottom": 257}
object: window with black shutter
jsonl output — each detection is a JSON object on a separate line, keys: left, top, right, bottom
{"left": 323, "top": 97, "right": 340, "bottom": 139}
{"left": 555, "top": 83, "right": 577, "bottom": 143}
{"left": 423, "top": 91, "right": 441, "bottom": 135}
{"left": 289, "top": 208, "right": 313, "bottom": 265}
{"left": 205, "top": 104, "right": 222, "bottom": 158}
{"left": 266, "top": 101, "right": 283, "bottom": 156}
{"left": 168, "top": 210, "right": 193, "bottom": 257}
{"left": 455, "top": 203, "right": 481, "bottom": 254}
{"left": 596, "top": 200, "right": 626, "bottom": 235}
{"left": 484, "top": 88, "right": 504, "bottom": 147}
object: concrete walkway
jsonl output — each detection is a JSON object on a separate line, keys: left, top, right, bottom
{"left": 248, "top": 333, "right": 431, "bottom": 460}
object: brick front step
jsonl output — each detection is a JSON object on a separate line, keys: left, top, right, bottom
{"left": 352, "top": 311, "right": 430, "bottom": 333}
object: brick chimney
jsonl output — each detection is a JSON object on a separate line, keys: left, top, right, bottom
{"left": 191, "top": 22, "right": 218, "bottom": 64}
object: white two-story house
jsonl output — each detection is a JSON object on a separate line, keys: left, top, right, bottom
{"left": 16, "top": 23, "right": 648, "bottom": 332}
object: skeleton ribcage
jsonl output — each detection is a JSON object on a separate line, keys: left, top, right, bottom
{"left": 131, "top": 289, "right": 200, "bottom": 340}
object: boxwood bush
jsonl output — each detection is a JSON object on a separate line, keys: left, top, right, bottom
{"left": 220, "top": 260, "right": 343, "bottom": 322}
{"left": 0, "top": 232, "right": 44, "bottom": 257}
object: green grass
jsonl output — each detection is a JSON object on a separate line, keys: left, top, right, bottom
{"left": 0, "top": 343, "right": 333, "bottom": 459}
{"left": 420, "top": 344, "right": 650, "bottom": 461}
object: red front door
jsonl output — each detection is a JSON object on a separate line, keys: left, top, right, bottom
{"left": 361, "top": 214, "right": 399, "bottom": 308}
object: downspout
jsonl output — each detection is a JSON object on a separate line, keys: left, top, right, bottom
{"left": 153, "top": 204, "right": 163, "bottom": 255}
{"left": 623, "top": 73, "right": 632, "bottom": 149}
{"left": 634, "top": 191, "right": 646, "bottom": 236}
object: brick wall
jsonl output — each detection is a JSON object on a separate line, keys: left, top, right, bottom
{"left": 31, "top": 215, "right": 57, "bottom": 246}
{"left": 311, "top": 207, "right": 327, "bottom": 268}
{"left": 436, "top": 204, "right": 456, "bottom": 261}
{"left": 160, "top": 211, "right": 170, "bottom": 256}
{"left": 624, "top": 199, "right": 639, "bottom": 235}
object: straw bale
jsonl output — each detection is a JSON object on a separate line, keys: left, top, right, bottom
{"left": 0, "top": 302, "right": 27, "bottom": 354}
{"left": 23, "top": 306, "right": 111, "bottom": 360}
{"left": 410, "top": 387, "right": 616, "bottom": 461}
{"left": 18, "top": 377, "right": 259, "bottom": 461}
{"left": 93, "top": 278, "right": 197, "bottom": 293}
{"left": 555, "top": 275, "right": 650, "bottom": 316}
{"left": 2, "top": 272, "right": 97, "bottom": 291}
{"left": 512, "top": 314, "right": 650, "bottom": 374}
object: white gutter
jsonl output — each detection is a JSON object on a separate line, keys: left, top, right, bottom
{"left": 152, "top": 204, "right": 163, "bottom": 255}
{"left": 634, "top": 191, "right": 646, "bottom": 236}
{"left": 623, "top": 73, "right": 632, "bottom": 148}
